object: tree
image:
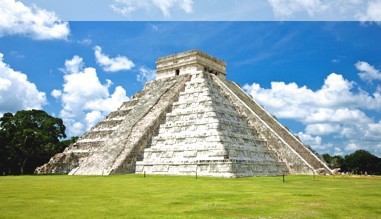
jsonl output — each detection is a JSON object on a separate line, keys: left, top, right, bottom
{"left": 0, "top": 110, "right": 66, "bottom": 175}
{"left": 322, "top": 153, "right": 344, "bottom": 169}
{"left": 322, "top": 153, "right": 332, "bottom": 164}
{"left": 342, "top": 150, "right": 381, "bottom": 175}
{"left": 330, "top": 155, "right": 344, "bottom": 169}
{"left": 60, "top": 136, "right": 79, "bottom": 147}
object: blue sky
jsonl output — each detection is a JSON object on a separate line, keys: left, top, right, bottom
{"left": 18, "top": 0, "right": 381, "bottom": 21}
{"left": 0, "top": 0, "right": 381, "bottom": 157}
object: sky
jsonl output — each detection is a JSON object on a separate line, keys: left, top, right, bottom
{"left": 0, "top": 0, "right": 381, "bottom": 157}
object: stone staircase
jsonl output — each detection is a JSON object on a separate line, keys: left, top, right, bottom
{"left": 136, "top": 72, "right": 288, "bottom": 177}
{"left": 35, "top": 75, "right": 190, "bottom": 175}
{"left": 214, "top": 77, "right": 332, "bottom": 174}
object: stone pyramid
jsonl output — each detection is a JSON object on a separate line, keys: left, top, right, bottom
{"left": 36, "top": 50, "right": 332, "bottom": 177}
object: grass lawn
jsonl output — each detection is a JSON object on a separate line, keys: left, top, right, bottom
{"left": 0, "top": 174, "right": 380, "bottom": 218}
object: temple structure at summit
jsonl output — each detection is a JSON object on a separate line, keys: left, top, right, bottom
{"left": 36, "top": 50, "right": 332, "bottom": 177}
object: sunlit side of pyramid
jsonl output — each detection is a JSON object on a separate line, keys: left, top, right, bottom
{"left": 36, "top": 50, "right": 332, "bottom": 177}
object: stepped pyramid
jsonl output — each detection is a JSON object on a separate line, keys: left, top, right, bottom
{"left": 36, "top": 50, "right": 332, "bottom": 177}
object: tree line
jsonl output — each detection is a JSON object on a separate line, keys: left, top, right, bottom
{"left": 322, "top": 150, "right": 381, "bottom": 175}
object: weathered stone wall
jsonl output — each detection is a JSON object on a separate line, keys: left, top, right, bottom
{"left": 136, "top": 72, "right": 287, "bottom": 177}
{"left": 109, "top": 75, "right": 190, "bottom": 174}
{"left": 156, "top": 50, "right": 226, "bottom": 80}
{"left": 214, "top": 77, "right": 332, "bottom": 175}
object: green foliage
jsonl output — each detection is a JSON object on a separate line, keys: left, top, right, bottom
{"left": 59, "top": 136, "right": 79, "bottom": 149}
{"left": 342, "top": 150, "right": 381, "bottom": 175}
{"left": 0, "top": 110, "right": 67, "bottom": 175}
{"left": 322, "top": 153, "right": 344, "bottom": 169}
{"left": 322, "top": 150, "right": 380, "bottom": 175}
{"left": 0, "top": 175, "right": 380, "bottom": 218}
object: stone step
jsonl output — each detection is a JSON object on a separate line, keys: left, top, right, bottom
{"left": 151, "top": 137, "right": 267, "bottom": 149}
{"left": 167, "top": 105, "right": 241, "bottom": 115}
{"left": 157, "top": 121, "right": 257, "bottom": 133}
{"left": 171, "top": 99, "right": 236, "bottom": 111}
{"left": 146, "top": 141, "right": 268, "bottom": 152}
{"left": 165, "top": 111, "right": 245, "bottom": 123}
{"left": 155, "top": 127, "right": 256, "bottom": 139}
{"left": 71, "top": 141, "right": 103, "bottom": 149}
{"left": 118, "top": 99, "right": 139, "bottom": 111}
{"left": 106, "top": 109, "right": 132, "bottom": 120}
{"left": 90, "top": 120, "right": 123, "bottom": 131}
{"left": 79, "top": 130, "right": 114, "bottom": 141}
{"left": 151, "top": 128, "right": 263, "bottom": 143}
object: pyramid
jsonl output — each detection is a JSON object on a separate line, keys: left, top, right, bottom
{"left": 36, "top": 50, "right": 332, "bottom": 177}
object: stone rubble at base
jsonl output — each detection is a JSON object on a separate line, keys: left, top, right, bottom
{"left": 35, "top": 50, "right": 332, "bottom": 177}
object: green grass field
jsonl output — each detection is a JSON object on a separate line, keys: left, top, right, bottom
{"left": 0, "top": 174, "right": 380, "bottom": 218}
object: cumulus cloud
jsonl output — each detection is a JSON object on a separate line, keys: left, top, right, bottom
{"left": 305, "top": 108, "right": 371, "bottom": 124}
{"left": 55, "top": 55, "right": 130, "bottom": 136}
{"left": 94, "top": 46, "right": 134, "bottom": 72}
{"left": 267, "top": 0, "right": 327, "bottom": 18}
{"left": 305, "top": 123, "right": 342, "bottom": 136}
{"left": 111, "top": 0, "right": 194, "bottom": 17}
{"left": 355, "top": 61, "right": 381, "bottom": 81}
{"left": 345, "top": 143, "right": 359, "bottom": 151}
{"left": 243, "top": 68, "right": 381, "bottom": 156}
{"left": 85, "top": 110, "right": 103, "bottom": 131}
{"left": 85, "top": 86, "right": 129, "bottom": 112}
{"left": 51, "top": 89, "right": 62, "bottom": 99}
{"left": 334, "top": 147, "right": 343, "bottom": 156}
{"left": 137, "top": 66, "right": 156, "bottom": 83}
{"left": 0, "top": 0, "right": 70, "bottom": 40}
{"left": 297, "top": 132, "right": 322, "bottom": 146}
{"left": 357, "top": 0, "right": 381, "bottom": 22}
{"left": 0, "top": 53, "right": 46, "bottom": 114}
{"left": 267, "top": 0, "right": 381, "bottom": 22}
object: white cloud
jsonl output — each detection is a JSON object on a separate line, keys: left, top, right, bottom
{"left": 85, "top": 110, "right": 103, "bottom": 130}
{"left": 364, "top": 121, "right": 381, "bottom": 140}
{"left": 56, "top": 55, "right": 130, "bottom": 136}
{"left": 244, "top": 73, "right": 381, "bottom": 116}
{"left": 62, "top": 55, "right": 84, "bottom": 74}
{"left": 85, "top": 86, "right": 129, "bottom": 112}
{"left": 305, "top": 123, "right": 342, "bottom": 136}
{"left": 357, "top": 0, "right": 381, "bottom": 22}
{"left": 0, "top": 0, "right": 70, "bottom": 40}
{"left": 51, "top": 89, "right": 62, "bottom": 99}
{"left": 297, "top": 132, "right": 322, "bottom": 146}
{"left": 94, "top": 45, "right": 134, "bottom": 72}
{"left": 267, "top": 0, "right": 327, "bottom": 18}
{"left": 137, "top": 66, "right": 156, "bottom": 83}
{"left": 77, "top": 38, "right": 92, "bottom": 45}
{"left": 0, "top": 53, "right": 46, "bottom": 114}
{"left": 111, "top": 0, "right": 194, "bottom": 17}
{"left": 345, "top": 143, "right": 359, "bottom": 152}
{"left": 267, "top": 0, "right": 381, "bottom": 22}
{"left": 334, "top": 147, "right": 343, "bottom": 156}
{"left": 243, "top": 68, "right": 381, "bottom": 156}
{"left": 355, "top": 61, "right": 381, "bottom": 81}
{"left": 305, "top": 108, "right": 371, "bottom": 124}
